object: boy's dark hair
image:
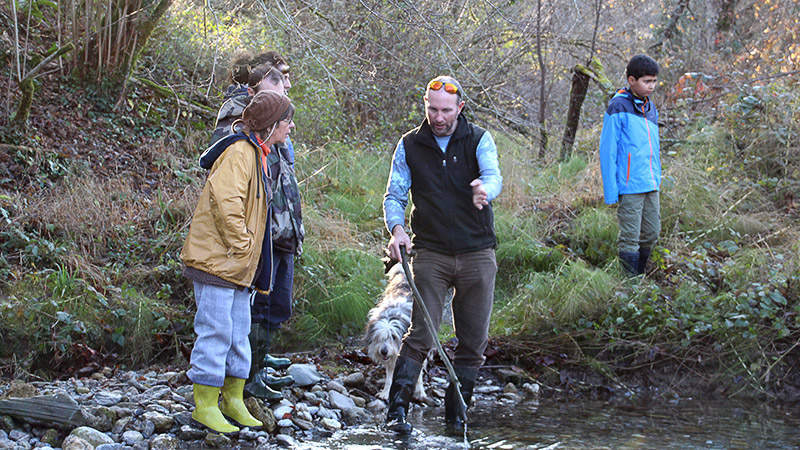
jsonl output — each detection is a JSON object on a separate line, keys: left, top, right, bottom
{"left": 229, "top": 50, "right": 288, "bottom": 86}
{"left": 626, "top": 54, "right": 659, "bottom": 79}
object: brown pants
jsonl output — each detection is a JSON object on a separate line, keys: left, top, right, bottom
{"left": 399, "top": 248, "right": 497, "bottom": 368}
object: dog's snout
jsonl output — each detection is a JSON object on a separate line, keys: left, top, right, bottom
{"left": 380, "top": 345, "right": 389, "bottom": 357}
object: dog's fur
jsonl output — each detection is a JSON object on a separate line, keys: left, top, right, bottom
{"left": 365, "top": 263, "right": 429, "bottom": 402}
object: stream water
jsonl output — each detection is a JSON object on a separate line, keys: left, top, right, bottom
{"left": 310, "top": 395, "right": 800, "bottom": 449}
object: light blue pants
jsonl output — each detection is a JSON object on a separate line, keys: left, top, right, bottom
{"left": 187, "top": 281, "right": 252, "bottom": 387}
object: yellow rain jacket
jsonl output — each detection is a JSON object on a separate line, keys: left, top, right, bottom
{"left": 181, "top": 139, "right": 270, "bottom": 288}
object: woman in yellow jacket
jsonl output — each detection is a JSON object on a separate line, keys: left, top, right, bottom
{"left": 180, "top": 90, "right": 295, "bottom": 433}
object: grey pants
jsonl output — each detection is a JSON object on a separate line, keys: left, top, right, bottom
{"left": 617, "top": 191, "right": 661, "bottom": 253}
{"left": 400, "top": 248, "right": 497, "bottom": 368}
{"left": 187, "top": 281, "right": 252, "bottom": 387}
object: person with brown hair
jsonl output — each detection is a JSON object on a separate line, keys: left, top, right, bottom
{"left": 181, "top": 90, "right": 294, "bottom": 433}
{"left": 210, "top": 50, "right": 291, "bottom": 145}
{"left": 203, "top": 49, "right": 303, "bottom": 402}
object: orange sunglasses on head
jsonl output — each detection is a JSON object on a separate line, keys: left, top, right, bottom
{"left": 427, "top": 80, "right": 459, "bottom": 94}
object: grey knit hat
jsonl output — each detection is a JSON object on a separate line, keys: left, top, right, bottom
{"left": 242, "top": 91, "right": 292, "bottom": 134}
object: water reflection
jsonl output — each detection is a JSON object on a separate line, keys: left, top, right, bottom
{"left": 314, "top": 396, "right": 800, "bottom": 449}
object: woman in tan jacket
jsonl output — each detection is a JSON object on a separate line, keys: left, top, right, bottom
{"left": 180, "top": 90, "right": 294, "bottom": 433}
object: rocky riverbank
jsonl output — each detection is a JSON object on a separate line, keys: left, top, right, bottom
{"left": 0, "top": 351, "right": 540, "bottom": 449}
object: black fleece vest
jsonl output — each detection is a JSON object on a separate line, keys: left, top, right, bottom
{"left": 403, "top": 115, "right": 496, "bottom": 255}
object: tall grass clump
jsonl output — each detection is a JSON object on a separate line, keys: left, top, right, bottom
{"left": 492, "top": 259, "right": 618, "bottom": 336}
{"left": 494, "top": 208, "right": 565, "bottom": 294}
{"left": 287, "top": 247, "right": 383, "bottom": 347}
{"left": 566, "top": 207, "right": 617, "bottom": 266}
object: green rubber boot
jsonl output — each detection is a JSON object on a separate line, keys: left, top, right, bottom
{"left": 220, "top": 377, "right": 263, "bottom": 428}
{"left": 263, "top": 324, "right": 292, "bottom": 370}
{"left": 192, "top": 383, "right": 239, "bottom": 434}
{"left": 245, "top": 324, "right": 284, "bottom": 401}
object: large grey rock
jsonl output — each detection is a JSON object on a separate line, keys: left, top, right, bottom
{"left": 176, "top": 425, "right": 205, "bottom": 441}
{"left": 68, "top": 426, "right": 114, "bottom": 447}
{"left": 142, "top": 411, "right": 173, "bottom": 432}
{"left": 61, "top": 434, "right": 93, "bottom": 450}
{"left": 328, "top": 391, "right": 355, "bottom": 411}
{"left": 95, "top": 444, "right": 125, "bottom": 450}
{"left": 342, "top": 406, "right": 370, "bottom": 424}
{"left": 122, "top": 430, "right": 144, "bottom": 445}
{"left": 320, "top": 417, "right": 342, "bottom": 430}
{"left": 203, "top": 432, "right": 231, "bottom": 448}
{"left": 326, "top": 380, "right": 347, "bottom": 395}
{"left": 287, "top": 364, "right": 322, "bottom": 387}
{"left": 93, "top": 392, "right": 123, "bottom": 407}
{"left": 275, "top": 434, "right": 298, "bottom": 448}
{"left": 342, "top": 372, "right": 365, "bottom": 388}
{"left": 149, "top": 433, "right": 179, "bottom": 450}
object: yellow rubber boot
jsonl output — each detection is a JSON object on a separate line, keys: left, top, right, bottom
{"left": 220, "top": 377, "right": 263, "bottom": 428}
{"left": 192, "top": 383, "right": 240, "bottom": 433}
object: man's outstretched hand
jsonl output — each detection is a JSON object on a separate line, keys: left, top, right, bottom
{"left": 471, "top": 178, "right": 488, "bottom": 210}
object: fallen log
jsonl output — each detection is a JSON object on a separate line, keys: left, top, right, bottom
{"left": 0, "top": 394, "right": 89, "bottom": 428}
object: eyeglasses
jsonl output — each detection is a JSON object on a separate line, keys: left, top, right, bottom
{"left": 427, "top": 80, "right": 459, "bottom": 95}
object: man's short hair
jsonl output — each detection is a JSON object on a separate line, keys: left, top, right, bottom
{"left": 426, "top": 75, "right": 464, "bottom": 102}
{"left": 626, "top": 54, "right": 659, "bottom": 79}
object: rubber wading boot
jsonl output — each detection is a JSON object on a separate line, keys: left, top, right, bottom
{"left": 192, "top": 383, "right": 239, "bottom": 433}
{"left": 385, "top": 355, "right": 423, "bottom": 434}
{"left": 445, "top": 366, "right": 478, "bottom": 436}
{"left": 220, "top": 377, "right": 263, "bottom": 428}
{"left": 638, "top": 247, "right": 652, "bottom": 275}
{"left": 619, "top": 251, "right": 640, "bottom": 277}
{"left": 255, "top": 368, "right": 294, "bottom": 389}
{"left": 262, "top": 324, "right": 292, "bottom": 370}
{"left": 245, "top": 325, "right": 284, "bottom": 401}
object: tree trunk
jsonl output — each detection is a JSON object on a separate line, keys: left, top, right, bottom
{"left": 560, "top": 67, "right": 591, "bottom": 161}
{"left": 13, "top": 78, "right": 34, "bottom": 126}
{"left": 12, "top": 43, "right": 74, "bottom": 126}
{"left": 120, "top": 0, "right": 173, "bottom": 80}
{"left": 115, "top": 0, "right": 173, "bottom": 106}
{"left": 715, "top": 0, "right": 737, "bottom": 49}
{"left": 535, "top": 0, "right": 548, "bottom": 159}
{"left": 649, "top": 0, "right": 690, "bottom": 57}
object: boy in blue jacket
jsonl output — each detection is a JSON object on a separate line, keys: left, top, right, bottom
{"left": 599, "top": 54, "right": 661, "bottom": 276}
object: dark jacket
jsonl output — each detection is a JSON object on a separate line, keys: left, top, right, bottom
{"left": 403, "top": 115, "right": 496, "bottom": 255}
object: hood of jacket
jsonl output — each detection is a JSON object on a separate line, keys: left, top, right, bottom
{"left": 200, "top": 131, "right": 259, "bottom": 170}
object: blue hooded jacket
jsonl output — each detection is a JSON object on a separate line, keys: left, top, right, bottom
{"left": 598, "top": 87, "right": 661, "bottom": 204}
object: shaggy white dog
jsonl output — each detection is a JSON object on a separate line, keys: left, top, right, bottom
{"left": 365, "top": 264, "right": 429, "bottom": 402}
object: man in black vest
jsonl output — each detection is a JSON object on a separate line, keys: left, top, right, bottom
{"left": 382, "top": 75, "right": 503, "bottom": 434}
